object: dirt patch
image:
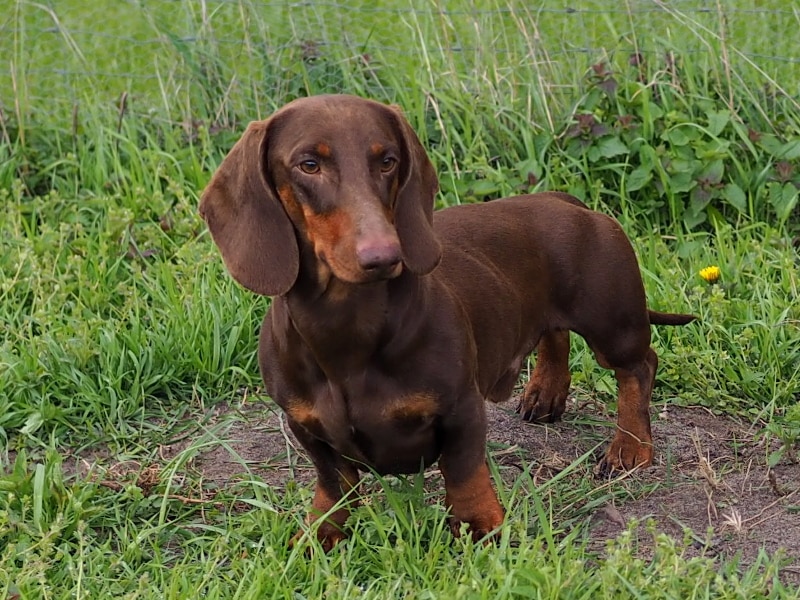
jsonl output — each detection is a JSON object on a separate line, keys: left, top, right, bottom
{"left": 482, "top": 399, "right": 799, "bottom": 583}
{"left": 584, "top": 405, "right": 800, "bottom": 582}
{"left": 70, "top": 395, "right": 800, "bottom": 583}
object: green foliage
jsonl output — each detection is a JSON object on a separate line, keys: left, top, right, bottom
{"left": 4, "top": 1, "right": 799, "bottom": 235}
{"left": 765, "top": 403, "right": 800, "bottom": 467}
{"left": 650, "top": 225, "right": 800, "bottom": 416}
{"left": 0, "top": 450, "right": 92, "bottom": 550}
{"left": 550, "top": 56, "right": 800, "bottom": 229}
{"left": 0, "top": 450, "right": 791, "bottom": 598}
{"left": 2, "top": 1, "right": 799, "bottom": 596}
{"left": 598, "top": 520, "right": 790, "bottom": 599}
{"left": 0, "top": 177, "right": 263, "bottom": 446}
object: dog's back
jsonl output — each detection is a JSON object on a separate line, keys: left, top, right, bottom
{"left": 433, "top": 193, "right": 649, "bottom": 396}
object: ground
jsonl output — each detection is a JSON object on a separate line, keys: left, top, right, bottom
{"left": 71, "top": 393, "right": 800, "bottom": 584}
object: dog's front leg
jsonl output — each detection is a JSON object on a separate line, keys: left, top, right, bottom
{"left": 518, "top": 330, "right": 572, "bottom": 422}
{"left": 438, "top": 393, "right": 504, "bottom": 541}
{"left": 287, "top": 420, "right": 361, "bottom": 551}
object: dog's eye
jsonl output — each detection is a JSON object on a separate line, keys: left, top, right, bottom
{"left": 380, "top": 156, "right": 397, "bottom": 173}
{"left": 299, "top": 160, "right": 320, "bottom": 174}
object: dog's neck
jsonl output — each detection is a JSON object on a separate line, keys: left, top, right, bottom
{"left": 282, "top": 259, "right": 397, "bottom": 374}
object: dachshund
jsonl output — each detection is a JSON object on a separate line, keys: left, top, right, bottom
{"left": 199, "top": 94, "right": 695, "bottom": 550}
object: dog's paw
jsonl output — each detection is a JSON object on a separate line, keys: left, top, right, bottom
{"left": 517, "top": 347, "right": 571, "bottom": 422}
{"left": 516, "top": 389, "right": 567, "bottom": 423}
{"left": 595, "top": 435, "right": 653, "bottom": 477}
{"left": 289, "top": 522, "right": 349, "bottom": 553}
{"left": 444, "top": 467, "right": 505, "bottom": 544}
{"left": 448, "top": 509, "right": 505, "bottom": 544}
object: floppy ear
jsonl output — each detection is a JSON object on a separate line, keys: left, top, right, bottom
{"left": 199, "top": 120, "right": 299, "bottom": 296}
{"left": 388, "top": 106, "right": 442, "bottom": 275}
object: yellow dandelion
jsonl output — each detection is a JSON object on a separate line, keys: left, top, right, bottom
{"left": 699, "top": 265, "right": 721, "bottom": 283}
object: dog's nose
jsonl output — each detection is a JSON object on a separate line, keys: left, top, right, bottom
{"left": 356, "top": 240, "right": 402, "bottom": 272}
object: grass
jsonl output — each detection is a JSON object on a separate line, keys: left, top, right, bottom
{"left": 2, "top": 0, "right": 800, "bottom": 597}
{"left": 2, "top": 439, "right": 793, "bottom": 598}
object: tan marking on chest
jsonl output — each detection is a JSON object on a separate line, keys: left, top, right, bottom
{"left": 383, "top": 392, "right": 439, "bottom": 421}
{"left": 286, "top": 400, "right": 321, "bottom": 427}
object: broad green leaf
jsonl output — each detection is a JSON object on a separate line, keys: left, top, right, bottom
{"left": 769, "top": 182, "right": 799, "bottom": 222}
{"left": 627, "top": 165, "right": 652, "bottom": 192}
{"left": 668, "top": 158, "right": 695, "bottom": 173}
{"left": 690, "top": 187, "right": 713, "bottom": 212}
{"left": 669, "top": 171, "right": 696, "bottom": 194}
{"left": 758, "top": 134, "right": 785, "bottom": 157}
{"left": 469, "top": 179, "right": 500, "bottom": 197}
{"left": 21, "top": 412, "right": 44, "bottom": 435}
{"left": 723, "top": 182, "right": 748, "bottom": 214}
{"left": 596, "top": 136, "right": 629, "bottom": 158}
{"left": 638, "top": 144, "right": 657, "bottom": 169}
{"left": 515, "top": 157, "right": 542, "bottom": 181}
{"left": 683, "top": 209, "right": 707, "bottom": 230}
{"left": 706, "top": 109, "right": 730, "bottom": 136}
{"left": 699, "top": 159, "right": 725, "bottom": 183}
{"left": 664, "top": 127, "right": 691, "bottom": 146}
{"left": 696, "top": 139, "right": 730, "bottom": 160}
{"left": 676, "top": 237, "right": 704, "bottom": 259}
{"left": 776, "top": 139, "right": 800, "bottom": 160}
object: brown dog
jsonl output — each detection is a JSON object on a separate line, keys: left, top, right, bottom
{"left": 199, "top": 94, "right": 695, "bottom": 550}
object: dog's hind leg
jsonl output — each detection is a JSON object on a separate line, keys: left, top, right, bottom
{"left": 595, "top": 346, "right": 658, "bottom": 475}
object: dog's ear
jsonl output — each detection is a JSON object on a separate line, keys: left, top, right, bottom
{"left": 199, "top": 120, "right": 299, "bottom": 296}
{"left": 388, "top": 105, "right": 442, "bottom": 275}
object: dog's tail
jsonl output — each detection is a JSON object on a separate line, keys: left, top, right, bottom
{"left": 648, "top": 310, "right": 697, "bottom": 326}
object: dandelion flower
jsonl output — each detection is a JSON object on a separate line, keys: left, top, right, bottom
{"left": 699, "top": 265, "right": 721, "bottom": 283}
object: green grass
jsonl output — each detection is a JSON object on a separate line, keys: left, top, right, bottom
{"left": 2, "top": 0, "right": 800, "bottom": 597}
{"left": 2, "top": 442, "right": 793, "bottom": 598}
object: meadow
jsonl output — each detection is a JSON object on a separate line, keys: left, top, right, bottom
{"left": 1, "top": 1, "right": 799, "bottom": 597}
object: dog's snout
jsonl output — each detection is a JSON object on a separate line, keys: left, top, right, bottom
{"left": 356, "top": 239, "right": 402, "bottom": 272}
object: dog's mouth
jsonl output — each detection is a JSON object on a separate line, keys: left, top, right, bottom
{"left": 362, "top": 261, "right": 403, "bottom": 281}
{"left": 318, "top": 251, "right": 403, "bottom": 284}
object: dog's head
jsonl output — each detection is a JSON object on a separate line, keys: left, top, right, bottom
{"left": 199, "top": 94, "right": 442, "bottom": 296}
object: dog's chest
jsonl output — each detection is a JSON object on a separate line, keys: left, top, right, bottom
{"left": 287, "top": 382, "right": 443, "bottom": 474}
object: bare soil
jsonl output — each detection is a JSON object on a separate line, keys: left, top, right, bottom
{"left": 72, "top": 394, "right": 800, "bottom": 584}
